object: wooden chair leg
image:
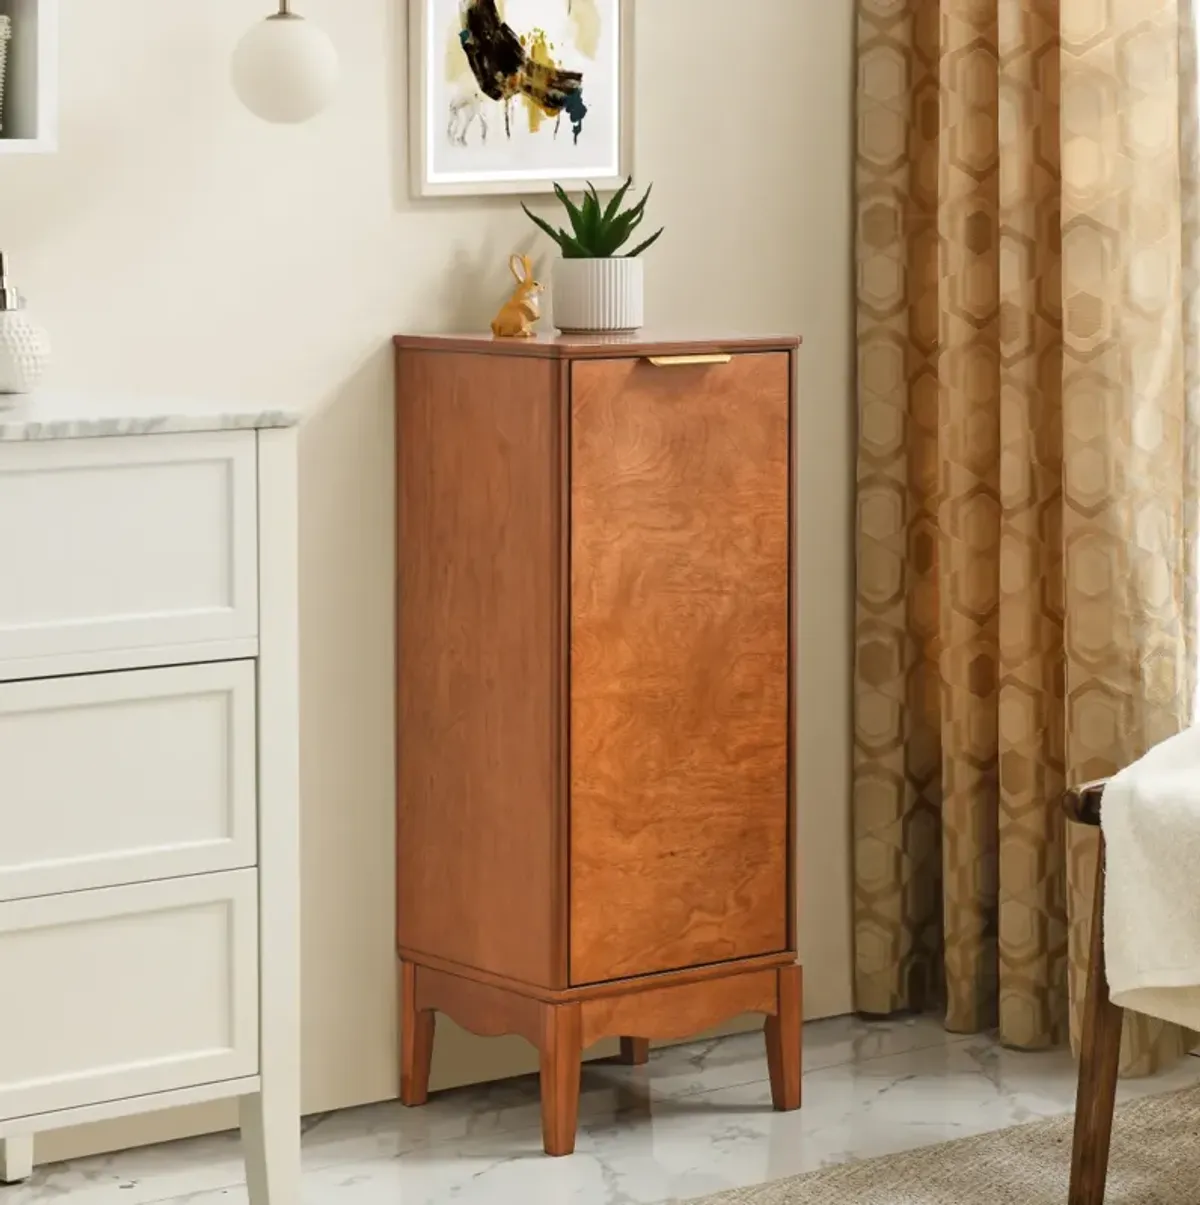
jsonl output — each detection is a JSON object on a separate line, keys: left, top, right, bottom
{"left": 539, "top": 1001, "right": 582, "bottom": 1156}
{"left": 764, "top": 963, "right": 803, "bottom": 1111}
{"left": 399, "top": 959, "right": 436, "bottom": 1107}
{"left": 1069, "top": 835, "right": 1124, "bottom": 1205}
{"left": 619, "top": 1037, "right": 650, "bottom": 1065}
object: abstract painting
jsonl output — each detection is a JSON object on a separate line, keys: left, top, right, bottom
{"left": 410, "top": 0, "right": 631, "bottom": 197}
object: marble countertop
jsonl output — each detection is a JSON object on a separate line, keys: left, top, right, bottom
{"left": 0, "top": 392, "right": 302, "bottom": 442}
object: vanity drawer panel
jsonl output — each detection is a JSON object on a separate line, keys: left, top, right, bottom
{"left": 0, "top": 431, "right": 258, "bottom": 670}
{"left": 0, "top": 870, "right": 259, "bottom": 1119}
{"left": 0, "top": 662, "right": 257, "bottom": 901}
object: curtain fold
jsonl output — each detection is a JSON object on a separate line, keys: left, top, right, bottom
{"left": 855, "top": 0, "right": 1200, "bottom": 1072}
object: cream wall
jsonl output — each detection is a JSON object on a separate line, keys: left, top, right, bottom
{"left": 0, "top": 0, "right": 855, "bottom": 1162}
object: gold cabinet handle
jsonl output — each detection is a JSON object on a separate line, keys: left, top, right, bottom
{"left": 645, "top": 354, "right": 733, "bottom": 367}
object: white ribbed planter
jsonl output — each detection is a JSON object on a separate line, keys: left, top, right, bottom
{"left": 552, "top": 257, "right": 644, "bottom": 333}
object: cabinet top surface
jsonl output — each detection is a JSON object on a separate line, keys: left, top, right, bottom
{"left": 393, "top": 331, "right": 801, "bottom": 359}
{"left": 0, "top": 392, "right": 302, "bottom": 443}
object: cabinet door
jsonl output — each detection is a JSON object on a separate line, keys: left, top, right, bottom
{"left": 569, "top": 352, "right": 791, "bottom": 984}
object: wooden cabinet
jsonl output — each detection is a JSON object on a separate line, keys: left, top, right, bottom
{"left": 394, "top": 333, "right": 802, "bottom": 1156}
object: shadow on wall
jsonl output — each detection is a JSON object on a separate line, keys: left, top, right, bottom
{"left": 383, "top": 0, "right": 549, "bottom": 326}
{"left": 436, "top": 240, "right": 545, "bottom": 331}
{"left": 295, "top": 349, "right": 400, "bottom": 1108}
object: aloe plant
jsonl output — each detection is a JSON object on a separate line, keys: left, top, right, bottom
{"left": 522, "top": 177, "right": 664, "bottom": 259}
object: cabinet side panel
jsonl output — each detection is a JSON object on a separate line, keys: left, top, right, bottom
{"left": 396, "top": 350, "right": 560, "bottom": 989}
{"left": 787, "top": 346, "right": 799, "bottom": 952}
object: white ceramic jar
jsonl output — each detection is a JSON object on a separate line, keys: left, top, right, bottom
{"left": 552, "top": 257, "right": 644, "bottom": 333}
{"left": 0, "top": 254, "right": 50, "bottom": 399}
{"left": 0, "top": 309, "right": 51, "bottom": 397}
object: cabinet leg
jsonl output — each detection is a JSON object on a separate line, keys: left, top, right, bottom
{"left": 539, "top": 1001, "right": 583, "bottom": 1156}
{"left": 764, "top": 963, "right": 802, "bottom": 1111}
{"left": 400, "top": 959, "right": 436, "bottom": 1106}
{"left": 0, "top": 1135, "right": 34, "bottom": 1184}
{"left": 240, "top": 1091, "right": 299, "bottom": 1205}
{"left": 619, "top": 1037, "right": 650, "bottom": 1066}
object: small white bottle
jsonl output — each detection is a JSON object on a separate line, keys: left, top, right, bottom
{"left": 0, "top": 253, "right": 50, "bottom": 399}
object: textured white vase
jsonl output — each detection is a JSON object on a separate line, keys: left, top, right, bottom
{"left": 552, "top": 257, "right": 644, "bottom": 333}
{"left": 0, "top": 310, "right": 50, "bottom": 398}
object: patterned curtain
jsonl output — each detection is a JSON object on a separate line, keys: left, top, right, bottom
{"left": 855, "top": 0, "right": 1200, "bottom": 1073}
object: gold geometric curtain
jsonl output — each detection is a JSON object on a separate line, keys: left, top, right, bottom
{"left": 855, "top": 0, "right": 1200, "bottom": 1073}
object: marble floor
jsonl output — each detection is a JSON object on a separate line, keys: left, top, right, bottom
{"left": 5, "top": 1016, "right": 1200, "bottom": 1205}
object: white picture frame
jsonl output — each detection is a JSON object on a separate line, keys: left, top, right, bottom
{"left": 409, "top": 0, "right": 634, "bottom": 198}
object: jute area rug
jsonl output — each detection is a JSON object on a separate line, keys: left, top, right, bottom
{"left": 687, "top": 1085, "right": 1200, "bottom": 1204}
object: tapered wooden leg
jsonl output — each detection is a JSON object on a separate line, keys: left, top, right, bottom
{"left": 0, "top": 1135, "right": 34, "bottom": 1184}
{"left": 764, "top": 963, "right": 802, "bottom": 1111}
{"left": 400, "top": 959, "right": 436, "bottom": 1107}
{"left": 539, "top": 1001, "right": 582, "bottom": 1156}
{"left": 239, "top": 1090, "right": 299, "bottom": 1205}
{"left": 1069, "top": 836, "right": 1124, "bottom": 1205}
{"left": 619, "top": 1037, "right": 650, "bottom": 1066}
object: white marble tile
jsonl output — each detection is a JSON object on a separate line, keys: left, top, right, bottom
{"left": 0, "top": 1130, "right": 249, "bottom": 1205}
{"left": 292, "top": 1016, "right": 963, "bottom": 1168}
{"left": 4, "top": 1018, "right": 1198, "bottom": 1205}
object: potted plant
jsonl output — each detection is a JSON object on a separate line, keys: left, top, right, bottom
{"left": 522, "top": 178, "right": 664, "bottom": 333}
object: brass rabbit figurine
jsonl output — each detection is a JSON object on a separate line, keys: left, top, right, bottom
{"left": 490, "top": 253, "right": 543, "bottom": 339}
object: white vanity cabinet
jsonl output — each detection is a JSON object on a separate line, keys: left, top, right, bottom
{"left": 0, "top": 398, "right": 300, "bottom": 1203}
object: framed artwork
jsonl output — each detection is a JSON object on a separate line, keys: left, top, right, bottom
{"left": 409, "top": 0, "right": 633, "bottom": 198}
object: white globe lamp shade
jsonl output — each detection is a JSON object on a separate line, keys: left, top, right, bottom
{"left": 232, "top": 4, "right": 338, "bottom": 125}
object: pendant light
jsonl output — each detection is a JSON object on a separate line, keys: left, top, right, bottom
{"left": 231, "top": 1, "right": 339, "bottom": 125}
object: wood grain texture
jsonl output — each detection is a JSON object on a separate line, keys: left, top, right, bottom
{"left": 413, "top": 963, "right": 543, "bottom": 1047}
{"left": 393, "top": 339, "right": 802, "bottom": 1152}
{"left": 580, "top": 967, "right": 779, "bottom": 1047}
{"left": 1069, "top": 837, "right": 1123, "bottom": 1205}
{"left": 393, "top": 332, "right": 800, "bottom": 360}
{"left": 618, "top": 1038, "right": 650, "bottom": 1066}
{"left": 395, "top": 349, "right": 563, "bottom": 988}
{"left": 399, "top": 960, "right": 435, "bottom": 1107}
{"left": 403, "top": 955, "right": 801, "bottom": 1152}
{"left": 552, "top": 358, "right": 573, "bottom": 984}
{"left": 786, "top": 347, "right": 799, "bottom": 954}
{"left": 569, "top": 353, "right": 792, "bottom": 984}
{"left": 765, "top": 963, "right": 802, "bottom": 1111}
{"left": 539, "top": 1003, "right": 583, "bottom": 1157}
{"left": 395, "top": 944, "right": 796, "bottom": 1002}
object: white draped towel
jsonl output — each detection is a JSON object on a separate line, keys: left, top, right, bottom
{"left": 1102, "top": 725, "right": 1200, "bottom": 1030}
